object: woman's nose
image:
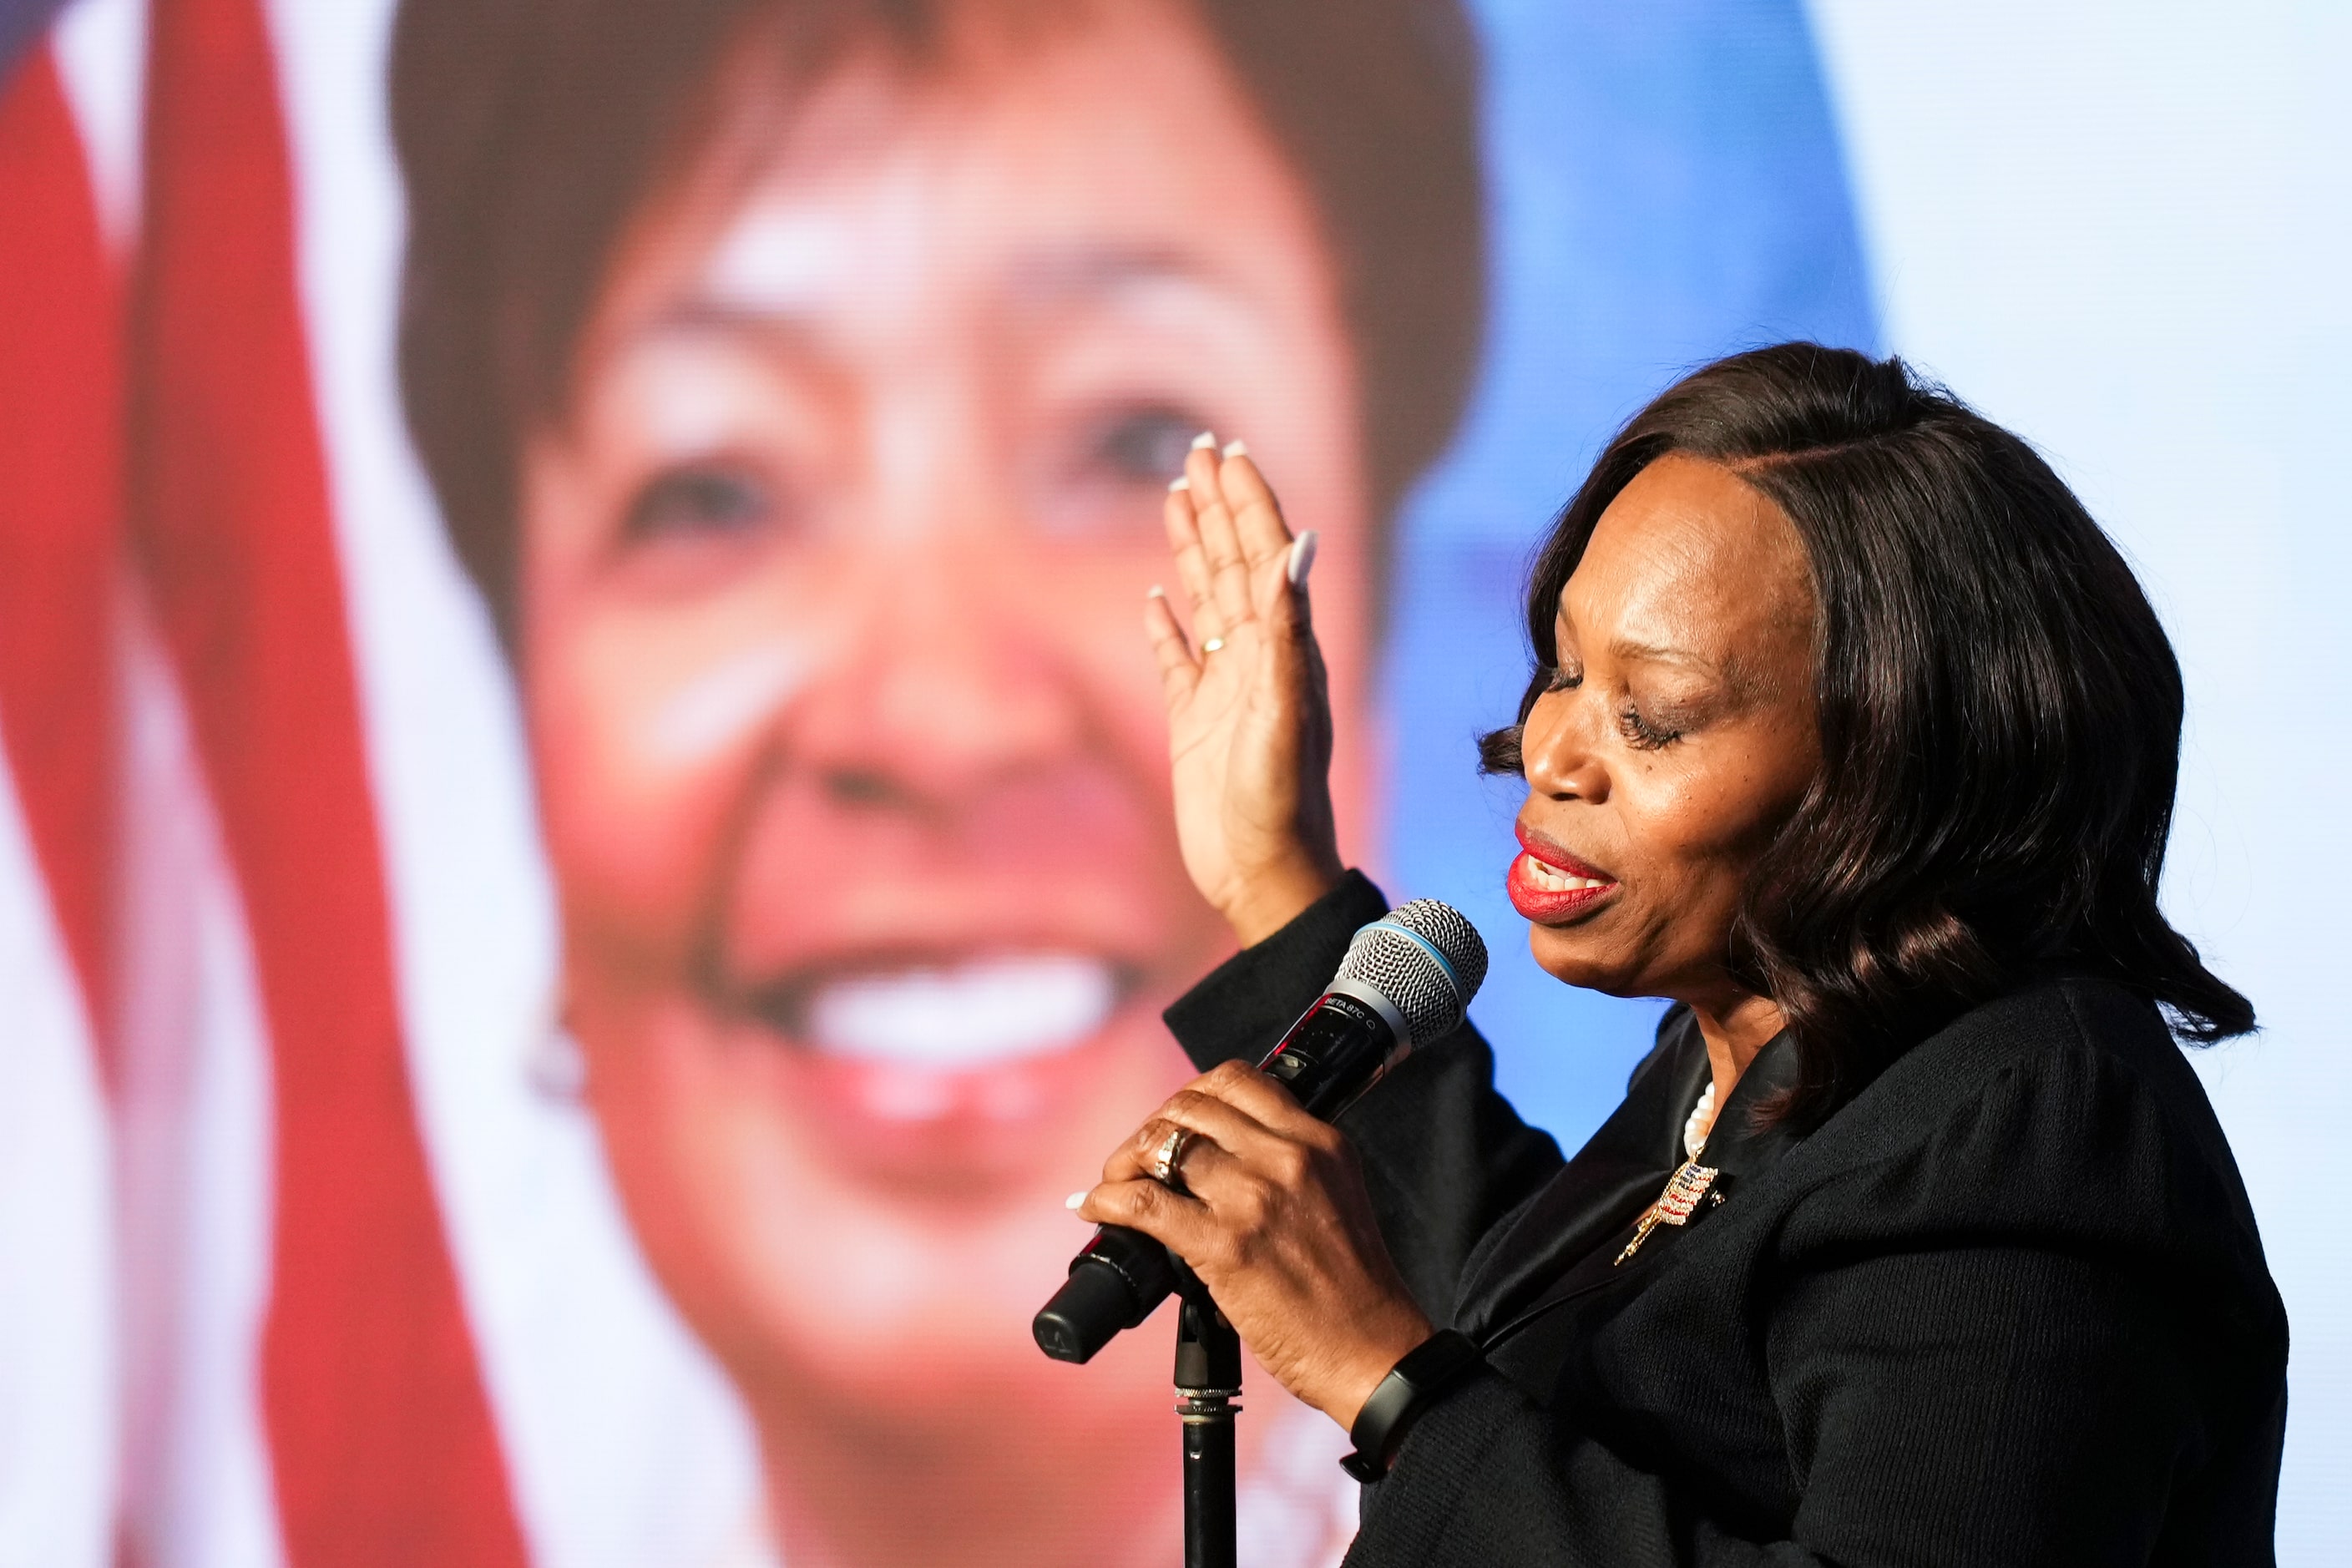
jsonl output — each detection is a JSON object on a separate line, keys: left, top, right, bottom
{"left": 786, "top": 539, "right": 1090, "bottom": 802}
{"left": 1519, "top": 695, "right": 1609, "bottom": 804}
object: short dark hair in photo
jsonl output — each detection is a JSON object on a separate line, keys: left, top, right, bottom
{"left": 388, "top": 0, "right": 1488, "bottom": 643}
{"left": 1481, "top": 343, "right": 2253, "bottom": 1124}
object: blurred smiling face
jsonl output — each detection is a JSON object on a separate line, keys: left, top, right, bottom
{"left": 517, "top": 1, "right": 1369, "bottom": 1420}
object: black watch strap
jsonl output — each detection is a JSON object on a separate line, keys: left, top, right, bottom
{"left": 1340, "top": 1329, "right": 1484, "bottom": 1481}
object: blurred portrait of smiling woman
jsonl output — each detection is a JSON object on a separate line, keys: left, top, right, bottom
{"left": 1078, "top": 344, "right": 2288, "bottom": 1565}
{"left": 391, "top": 0, "right": 1478, "bottom": 1561}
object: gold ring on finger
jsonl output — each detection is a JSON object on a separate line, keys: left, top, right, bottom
{"left": 1149, "top": 1127, "right": 1194, "bottom": 1192}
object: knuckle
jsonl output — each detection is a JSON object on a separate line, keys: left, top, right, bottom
{"left": 1126, "top": 1180, "right": 1166, "bottom": 1219}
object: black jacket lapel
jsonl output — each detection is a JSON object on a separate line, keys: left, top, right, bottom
{"left": 1474, "top": 1029, "right": 1808, "bottom": 1379}
{"left": 1449, "top": 1011, "right": 1709, "bottom": 1341}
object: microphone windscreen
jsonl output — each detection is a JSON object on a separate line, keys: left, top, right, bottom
{"left": 1336, "top": 898, "right": 1489, "bottom": 1047}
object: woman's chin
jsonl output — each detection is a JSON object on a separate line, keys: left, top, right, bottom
{"left": 1524, "top": 925, "right": 1640, "bottom": 995}
{"left": 718, "top": 1232, "right": 1172, "bottom": 1431}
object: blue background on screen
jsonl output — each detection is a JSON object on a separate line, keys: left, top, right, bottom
{"left": 1383, "top": 0, "right": 1878, "bottom": 1149}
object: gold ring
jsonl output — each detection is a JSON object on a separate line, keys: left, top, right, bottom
{"left": 1200, "top": 637, "right": 1225, "bottom": 654}
{"left": 1149, "top": 1126, "right": 1193, "bottom": 1191}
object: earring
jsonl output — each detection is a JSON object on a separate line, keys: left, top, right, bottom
{"left": 528, "top": 1027, "right": 588, "bottom": 1102}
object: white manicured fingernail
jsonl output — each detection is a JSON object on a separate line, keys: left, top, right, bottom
{"left": 1222, "top": 440, "right": 1249, "bottom": 458}
{"left": 1065, "top": 1190, "right": 1090, "bottom": 1210}
{"left": 1146, "top": 584, "right": 1166, "bottom": 599}
{"left": 1287, "top": 529, "right": 1319, "bottom": 588}
{"left": 1169, "top": 475, "right": 1190, "bottom": 492}
{"left": 1191, "top": 431, "right": 1218, "bottom": 449}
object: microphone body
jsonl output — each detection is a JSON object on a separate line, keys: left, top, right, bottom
{"left": 1034, "top": 900, "right": 1487, "bottom": 1364}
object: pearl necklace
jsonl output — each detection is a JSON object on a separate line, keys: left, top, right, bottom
{"left": 1683, "top": 1080, "right": 1718, "bottom": 1161}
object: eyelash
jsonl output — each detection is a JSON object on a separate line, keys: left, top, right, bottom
{"left": 1618, "top": 706, "right": 1683, "bottom": 751}
{"left": 1541, "top": 664, "right": 1683, "bottom": 750}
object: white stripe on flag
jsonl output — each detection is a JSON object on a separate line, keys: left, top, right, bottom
{"left": 50, "top": 0, "right": 148, "bottom": 258}
{"left": 112, "top": 614, "right": 287, "bottom": 1568}
{"left": 0, "top": 723, "right": 114, "bottom": 1568}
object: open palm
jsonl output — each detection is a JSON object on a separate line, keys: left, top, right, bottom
{"left": 1145, "top": 442, "right": 1343, "bottom": 946}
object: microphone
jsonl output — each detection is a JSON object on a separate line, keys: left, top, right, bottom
{"left": 1033, "top": 898, "right": 1490, "bottom": 1364}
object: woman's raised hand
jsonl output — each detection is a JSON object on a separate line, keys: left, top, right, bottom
{"left": 1145, "top": 440, "right": 1344, "bottom": 946}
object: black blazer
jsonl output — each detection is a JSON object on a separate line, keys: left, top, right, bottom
{"left": 1163, "top": 873, "right": 2289, "bottom": 1566}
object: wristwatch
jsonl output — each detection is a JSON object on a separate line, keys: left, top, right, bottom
{"left": 1339, "top": 1329, "right": 1484, "bottom": 1481}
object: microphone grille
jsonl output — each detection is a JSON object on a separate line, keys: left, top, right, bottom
{"left": 1336, "top": 898, "right": 1490, "bottom": 1046}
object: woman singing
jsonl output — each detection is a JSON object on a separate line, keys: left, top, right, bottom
{"left": 1075, "top": 344, "right": 2289, "bottom": 1564}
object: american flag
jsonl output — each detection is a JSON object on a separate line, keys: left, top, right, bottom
{"left": 0, "top": 1, "right": 764, "bottom": 1562}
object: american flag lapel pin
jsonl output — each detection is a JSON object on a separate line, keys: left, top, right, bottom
{"left": 1615, "top": 1160, "right": 1722, "bottom": 1265}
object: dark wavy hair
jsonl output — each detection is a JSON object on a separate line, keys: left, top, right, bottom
{"left": 1480, "top": 343, "right": 2252, "bottom": 1125}
{"left": 388, "top": 0, "right": 1485, "bottom": 645}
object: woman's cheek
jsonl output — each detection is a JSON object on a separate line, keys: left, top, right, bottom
{"left": 529, "top": 618, "right": 761, "bottom": 964}
{"left": 1625, "top": 745, "right": 1799, "bottom": 946}
{"left": 1626, "top": 744, "right": 1749, "bottom": 857}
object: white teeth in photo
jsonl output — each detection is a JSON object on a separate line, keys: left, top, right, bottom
{"left": 802, "top": 955, "right": 1118, "bottom": 1070}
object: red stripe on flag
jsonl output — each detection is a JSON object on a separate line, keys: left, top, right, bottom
{"left": 125, "top": 0, "right": 532, "bottom": 1561}
{"left": 0, "top": 45, "right": 119, "bottom": 1064}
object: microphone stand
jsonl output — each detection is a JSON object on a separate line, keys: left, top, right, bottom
{"left": 1171, "top": 1263, "right": 1241, "bottom": 1568}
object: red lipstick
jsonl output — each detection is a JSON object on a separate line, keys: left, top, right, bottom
{"left": 1506, "top": 822, "right": 1620, "bottom": 923}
